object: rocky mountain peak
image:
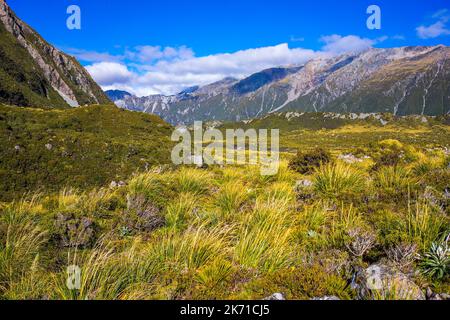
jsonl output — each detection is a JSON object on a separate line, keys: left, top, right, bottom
{"left": 0, "top": 0, "right": 110, "bottom": 108}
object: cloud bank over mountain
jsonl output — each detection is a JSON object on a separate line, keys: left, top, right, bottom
{"left": 80, "top": 7, "right": 450, "bottom": 98}
{"left": 80, "top": 34, "right": 386, "bottom": 97}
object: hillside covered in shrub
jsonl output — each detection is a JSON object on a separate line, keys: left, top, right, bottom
{"left": 0, "top": 104, "right": 174, "bottom": 201}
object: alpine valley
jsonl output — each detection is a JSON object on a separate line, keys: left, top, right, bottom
{"left": 0, "top": 0, "right": 449, "bottom": 303}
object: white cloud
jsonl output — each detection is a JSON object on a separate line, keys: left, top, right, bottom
{"left": 392, "top": 34, "right": 406, "bottom": 40}
{"left": 432, "top": 9, "right": 449, "bottom": 19}
{"left": 65, "top": 48, "right": 123, "bottom": 63}
{"left": 127, "top": 45, "right": 195, "bottom": 63}
{"left": 417, "top": 21, "right": 450, "bottom": 39}
{"left": 84, "top": 35, "right": 390, "bottom": 97}
{"left": 416, "top": 9, "right": 450, "bottom": 39}
{"left": 320, "top": 35, "right": 376, "bottom": 54}
{"left": 290, "top": 35, "right": 305, "bottom": 42}
{"left": 152, "top": 44, "right": 316, "bottom": 76}
{"left": 85, "top": 62, "right": 133, "bottom": 86}
{"left": 87, "top": 43, "right": 317, "bottom": 96}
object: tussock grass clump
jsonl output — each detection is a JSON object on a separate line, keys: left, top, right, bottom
{"left": 313, "top": 162, "right": 366, "bottom": 200}
{"left": 215, "top": 182, "right": 250, "bottom": 216}
{"left": 175, "top": 167, "right": 213, "bottom": 195}
{"left": 294, "top": 204, "right": 330, "bottom": 249}
{"left": 165, "top": 193, "right": 198, "bottom": 231}
{"left": 234, "top": 198, "right": 294, "bottom": 272}
{"left": 149, "top": 225, "right": 230, "bottom": 271}
{"left": 220, "top": 166, "right": 246, "bottom": 183}
{"left": 412, "top": 157, "right": 443, "bottom": 177}
{"left": 54, "top": 238, "right": 163, "bottom": 300}
{"left": 0, "top": 200, "right": 47, "bottom": 295}
{"left": 374, "top": 166, "right": 417, "bottom": 199}
{"left": 127, "top": 172, "right": 175, "bottom": 209}
{"left": 263, "top": 182, "right": 296, "bottom": 203}
{"left": 406, "top": 201, "right": 446, "bottom": 251}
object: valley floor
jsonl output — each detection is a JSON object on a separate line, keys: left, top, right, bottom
{"left": 0, "top": 106, "right": 449, "bottom": 300}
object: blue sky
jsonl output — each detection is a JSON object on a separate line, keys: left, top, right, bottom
{"left": 8, "top": 0, "right": 450, "bottom": 96}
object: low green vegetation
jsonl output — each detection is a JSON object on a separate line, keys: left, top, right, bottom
{"left": 0, "top": 139, "right": 448, "bottom": 299}
{"left": 0, "top": 104, "right": 174, "bottom": 201}
{"left": 0, "top": 105, "right": 449, "bottom": 300}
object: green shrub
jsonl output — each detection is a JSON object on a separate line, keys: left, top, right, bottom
{"left": 240, "top": 265, "right": 352, "bottom": 300}
{"left": 289, "top": 148, "right": 332, "bottom": 175}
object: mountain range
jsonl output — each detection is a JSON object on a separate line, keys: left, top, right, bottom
{"left": 1, "top": 0, "right": 449, "bottom": 126}
{"left": 0, "top": 0, "right": 110, "bottom": 108}
{"left": 107, "top": 46, "right": 450, "bottom": 124}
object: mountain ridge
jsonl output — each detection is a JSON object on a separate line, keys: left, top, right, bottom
{"left": 0, "top": 0, "right": 111, "bottom": 108}
{"left": 108, "top": 45, "right": 450, "bottom": 124}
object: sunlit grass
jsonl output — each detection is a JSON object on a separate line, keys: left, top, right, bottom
{"left": 313, "top": 162, "right": 366, "bottom": 199}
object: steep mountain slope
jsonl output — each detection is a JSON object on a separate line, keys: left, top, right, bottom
{"left": 0, "top": 0, "right": 110, "bottom": 108}
{"left": 109, "top": 46, "right": 450, "bottom": 124}
{"left": 283, "top": 46, "right": 450, "bottom": 116}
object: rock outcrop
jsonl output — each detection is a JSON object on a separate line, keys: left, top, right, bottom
{"left": 352, "top": 263, "right": 425, "bottom": 300}
{"left": 0, "top": 0, "right": 110, "bottom": 107}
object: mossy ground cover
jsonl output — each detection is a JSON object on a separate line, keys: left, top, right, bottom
{"left": 0, "top": 105, "right": 449, "bottom": 300}
{"left": 0, "top": 104, "right": 173, "bottom": 201}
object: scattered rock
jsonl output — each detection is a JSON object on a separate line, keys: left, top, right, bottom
{"left": 338, "top": 154, "right": 363, "bottom": 164}
{"left": 426, "top": 287, "right": 433, "bottom": 299}
{"left": 110, "top": 181, "right": 127, "bottom": 188}
{"left": 45, "top": 143, "right": 53, "bottom": 150}
{"left": 440, "top": 293, "right": 450, "bottom": 300}
{"left": 263, "top": 293, "right": 286, "bottom": 300}
{"left": 352, "top": 263, "right": 425, "bottom": 300}
{"left": 295, "top": 179, "right": 313, "bottom": 189}
{"left": 426, "top": 288, "right": 450, "bottom": 301}
{"left": 311, "top": 296, "right": 340, "bottom": 300}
